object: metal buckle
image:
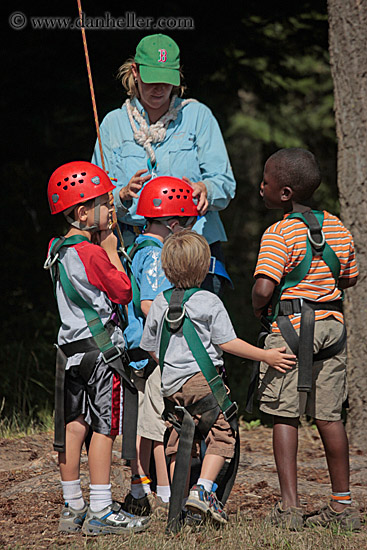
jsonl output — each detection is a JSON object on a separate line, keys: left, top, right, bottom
{"left": 223, "top": 401, "right": 238, "bottom": 422}
{"left": 164, "top": 305, "right": 186, "bottom": 325}
{"left": 307, "top": 228, "right": 325, "bottom": 249}
{"left": 208, "top": 256, "right": 216, "bottom": 275}
{"left": 102, "top": 346, "right": 122, "bottom": 364}
{"left": 43, "top": 252, "right": 59, "bottom": 270}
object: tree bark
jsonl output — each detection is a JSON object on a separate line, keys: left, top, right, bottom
{"left": 327, "top": 0, "right": 367, "bottom": 450}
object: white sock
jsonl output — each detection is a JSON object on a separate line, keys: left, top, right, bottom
{"left": 89, "top": 484, "right": 112, "bottom": 513}
{"left": 156, "top": 485, "right": 171, "bottom": 503}
{"left": 61, "top": 479, "right": 85, "bottom": 510}
{"left": 197, "top": 478, "right": 213, "bottom": 492}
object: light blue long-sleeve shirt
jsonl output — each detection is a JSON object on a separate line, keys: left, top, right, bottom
{"left": 91, "top": 97, "right": 236, "bottom": 245}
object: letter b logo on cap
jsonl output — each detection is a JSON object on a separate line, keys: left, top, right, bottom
{"left": 158, "top": 49, "right": 167, "bottom": 63}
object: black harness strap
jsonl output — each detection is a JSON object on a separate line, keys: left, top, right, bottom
{"left": 166, "top": 406, "right": 196, "bottom": 534}
{"left": 53, "top": 345, "right": 68, "bottom": 453}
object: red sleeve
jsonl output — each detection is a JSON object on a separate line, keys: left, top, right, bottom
{"left": 75, "top": 241, "right": 132, "bottom": 306}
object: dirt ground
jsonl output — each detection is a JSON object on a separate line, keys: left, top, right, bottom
{"left": 0, "top": 423, "right": 365, "bottom": 549}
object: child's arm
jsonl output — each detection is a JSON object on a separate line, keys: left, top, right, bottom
{"left": 95, "top": 229, "right": 126, "bottom": 274}
{"left": 219, "top": 338, "right": 295, "bottom": 373}
{"left": 252, "top": 275, "right": 277, "bottom": 318}
{"left": 338, "top": 276, "right": 358, "bottom": 289}
{"left": 140, "top": 300, "right": 153, "bottom": 317}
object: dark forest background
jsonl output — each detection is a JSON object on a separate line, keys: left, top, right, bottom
{"left": 1, "top": 0, "right": 339, "bottom": 426}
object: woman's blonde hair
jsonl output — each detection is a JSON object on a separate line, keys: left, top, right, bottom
{"left": 161, "top": 230, "right": 211, "bottom": 289}
{"left": 116, "top": 58, "right": 186, "bottom": 98}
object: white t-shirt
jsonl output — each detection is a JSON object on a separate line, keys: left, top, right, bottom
{"left": 140, "top": 289, "right": 237, "bottom": 397}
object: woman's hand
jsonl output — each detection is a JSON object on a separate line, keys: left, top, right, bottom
{"left": 119, "top": 169, "right": 151, "bottom": 201}
{"left": 183, "top": 177, "right": 208, "bottom": 215}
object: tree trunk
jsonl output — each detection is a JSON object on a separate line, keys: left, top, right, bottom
{"left": 327, "top": 0, "right": 367, "bottom": 450}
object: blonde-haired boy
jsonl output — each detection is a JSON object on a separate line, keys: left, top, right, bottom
{"left": 140, "top": 230, "right": 296, "bottom": 524}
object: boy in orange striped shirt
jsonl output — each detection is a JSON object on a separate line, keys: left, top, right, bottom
{"left": 252, "top": 148, "right": 360, "bottom": 530}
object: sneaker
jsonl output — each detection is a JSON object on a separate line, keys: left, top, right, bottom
{"left": 81, "top": 501, "right": 150, "bottom": 536}
{"left": 183, "top": 509, "right": 205, "bottom": 528}
{"left": 186, "top": 484, "right": 228, "bottom": 525}
{"left": 58, "top": 502, "right": 88, "bottom": 533}
{"left": 123, "top": 492, "right": 169, "bottom": 518}
{"left": 123, "top": 492, "right": 151, "bottom": 516}
{"left": 267, "top": 502, "right": 304, "bottom": 530}
{"left": 147, "top": 493, "right": 170, "bottom": 518}
{"left": 305, "top": 503, "right": 361, "bottom": 531}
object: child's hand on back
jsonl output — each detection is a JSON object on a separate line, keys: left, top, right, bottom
{"left": 263, "top": 347, "right": 296, "bottom": 373}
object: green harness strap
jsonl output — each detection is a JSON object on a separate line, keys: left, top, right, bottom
{"left": 268, "top": 210, "right": 341, "bottom": 323}
{"left": 159, "top": 288, "right": 237, "bottom": 421}
{"left": 49, "top": 236, "right": 121, "bottom": 362}
{"left": 126, "top": 239, "right": 162, "bottom": 314}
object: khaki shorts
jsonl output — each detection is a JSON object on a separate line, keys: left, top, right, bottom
{"left": 132, "top": 365, "right": 166, "bottom": 442}
{"left": 165, "top": 372, "right": 235, "bottom": 459}
{"left": 258, "top": 318, "right": 348, "bottom": 421}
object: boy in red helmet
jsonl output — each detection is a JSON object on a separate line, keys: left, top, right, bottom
{"left": 45, "top": 161, "right": 150, "bottom": 536}
{"left": 122, "top": 176, "right": 198, "bottom": 517}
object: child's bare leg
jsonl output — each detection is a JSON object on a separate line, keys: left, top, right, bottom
{"left": 273, "top": 417, "right": 300, "bottom": 508}
{"left": 59, "top": 415, "right": 89, "bottom": 481}
{"left": 88, "top": 432, "right": 114, "bottom": 485}
{"left": 199, "top": 454, "right": 226, "bottom": 485}
{"left": 153, "top": 441, "right": 170, "bottom": 487}
{"left": 131, "top": 435, "right": 152, "bottom": 477}
{"left": 315, "top": 419, "right": 350, "bottom": 512}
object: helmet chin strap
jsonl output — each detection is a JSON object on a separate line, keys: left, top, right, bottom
{"left": 63, "top": 196, "right": 101, "bottom": 233}
{"left": 163, "top": 216, "right": 196, "bottom": 233}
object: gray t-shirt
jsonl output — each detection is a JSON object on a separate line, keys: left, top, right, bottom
{"left": 140, "top": 290, "right": 237, "bottom": 397}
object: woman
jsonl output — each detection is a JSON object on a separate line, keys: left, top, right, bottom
{"left": 92, "top": 33, "right": 236, "bottom": 295}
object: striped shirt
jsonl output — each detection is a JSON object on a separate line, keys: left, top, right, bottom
{"left": 254, "top": 210, "right": 358, "bottom": 331}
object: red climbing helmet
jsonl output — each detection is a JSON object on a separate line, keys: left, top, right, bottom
{"left": 47, "top": 161, "right": 115, "bottom": 215}
{"left": 136, "top": 176, "right": 198, "bottom": 218}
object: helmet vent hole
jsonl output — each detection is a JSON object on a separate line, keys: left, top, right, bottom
{"left": 179, "top": 188, "right": 183, "bottom": 192}
{"left": 186, "top": 189, "right": 190, "bottom": 193}
{"left": 70, "top": 181, "right": 76, "bottom": 186}
{"left": 162, "top": 190, "right": 168, "bottom": 194}
{"left": 168, "top": 196, "right": 173, "bottom": 200}
{"left": 64, "top": 178, "right": 69, "bottom": 182}
{"left": 57, "top": 182, "right": 61, "bottom": 187}
{"left": 183, "top": 195, "right": 187, "bottom": 199}
{"left": 78, "top": 179, "right": 84, "bottom": 184}
{"left": 81, "top": 172, "right": 86, "bottom": 176}
{"left": 171, "top": 189, "right": 176, "bottom": 192}
{"left": 72, "top": 174, "right": 77, "bottom": 178}
{"left": 176, "top": 195, "right": 181, "bottom": 199}
{"left": 63, "top": 185, "right": 68, "bottom": 191}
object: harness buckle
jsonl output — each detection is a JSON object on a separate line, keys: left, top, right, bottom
{"left": 101, "top": 345, "right": 122, "bottom": 364}
{"left": 43, "top": 252, "right": 59, "bottom": 270}
{"left": 223, "top": 401, "right": 238, "bottom": 422}
{"left": 307, "top": 228, "right": 325, "bottom": 249}
{"left": 208, "top": 256, "right": 216, "bottom": 275}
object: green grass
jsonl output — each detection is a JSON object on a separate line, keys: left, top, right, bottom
{"left": 0, "top": 399, "right": 54, "bottom": 438}
{"left": 35, "top": 513, "right": 367, "bottom": 550}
